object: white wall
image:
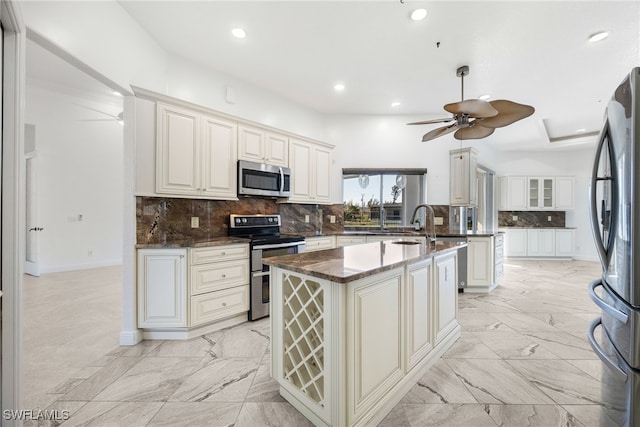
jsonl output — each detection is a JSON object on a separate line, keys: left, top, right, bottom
{"left": 26, "top": 84, "right": 123, "bottom": 272}
{"left": 324, "top": 114, "right": 500, "bottom": 204}
{"left": 493, "top": 148, "right": 598, "bottom": 261}
{"left": 20, "top": 1, "right": 168, "bottom": 94}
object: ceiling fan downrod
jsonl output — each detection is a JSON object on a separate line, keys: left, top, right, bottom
{"left": 456, "top": 65, "right": 469, "bottom": 101}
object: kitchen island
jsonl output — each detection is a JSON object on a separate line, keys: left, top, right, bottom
{"left": 264, "top": 239, "right": 465, "bottom": 426}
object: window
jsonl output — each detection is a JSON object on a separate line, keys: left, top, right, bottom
{"left": 342, "top": 168, "right": 427, "bottom": 229}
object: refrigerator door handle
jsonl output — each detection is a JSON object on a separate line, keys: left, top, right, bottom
{"left": 588, "top": 317, "right": 628, "bottom": 382}
{"left": 588, "top": 279, "right": 629, "bottom": 324}
{"left": 589, "top": 122, "right": 611, "bottom": 266}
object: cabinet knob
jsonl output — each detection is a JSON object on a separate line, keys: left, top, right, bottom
{"left": 221, "top": 251, "right": 226, "bottom": 255}
{"left": 221, "top": 274, "right": 226, "bottom": 278}
{"left": 222, "top": 302, "right": 227, "bottom": 307}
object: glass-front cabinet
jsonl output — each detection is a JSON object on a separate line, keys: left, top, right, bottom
{"left": 528, "top": 177, "right": 554, "bottom": 209}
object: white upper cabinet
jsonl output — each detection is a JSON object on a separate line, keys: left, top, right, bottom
{"left": 498, "top": 175, "right": 574, "bottom": 210}
{"left": 449, "top": 148, "right": 478, "bottom": 206}
{"left": 528, "top": 177, "right": 555, "bottom": 210}
{"left": 156, "top": 103, "right": 237, "bottom": 199}
{"left": 238, "top": 125, "right": 288, "bottom": 167}
{"left": 554, "top": 176, "right": 575, "bottom": 210}
{"left": 289, "top": 138, "right": 332, "bottom": 204}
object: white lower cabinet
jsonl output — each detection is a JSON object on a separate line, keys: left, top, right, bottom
{"left": 503, "top": 228, "right": 575, "bottom": 258}
{"left": 466, "top": 235, "right": 502, "bottom": 293}
{"left": 137, "top": 249, "right": 187, "bottom": 328}
{"left": 137, "top": 243, "right": 250, "bottom": 337}
{"left": 405, "top": 259, "right": 433, "bottom": 370}
{"left": 435, "top": 252, "right": 457, "bottom": 342}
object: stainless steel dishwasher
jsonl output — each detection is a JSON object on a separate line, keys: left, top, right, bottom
{"left": 437, "top": 236, "right": 467, "bottom": 290}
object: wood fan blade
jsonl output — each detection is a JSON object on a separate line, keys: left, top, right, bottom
{"left": 407, "top": 118, "right": 454, "bottom": 125}
{"left": 454, "top": 124, "right": 495, "bottom": 140}
{"left": 422, "top": 124, "right": 458, "bottom": 142}
{"left": 444, "top": 99, "right": 498, "bottom": 118}
{"left": 476, "top": 100, "right": 535, "bottom": 128}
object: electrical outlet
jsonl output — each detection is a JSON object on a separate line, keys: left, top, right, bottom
{"left": 330, "top": 215, "right": 336, "bottom": 223}
{"left": 191, "top": 217, "right": 199, "bottom": 228}
{"left": 547, "top": 216, "right": 552, "bottom": 221}
{"left": 434, "top": 216, "right": 444, "bottom": 226}
{"left": 305, "top": 215, "right": 310, "bottom": 223}
{"left": 512, "top": 215, "right": 518, "bottom": 221}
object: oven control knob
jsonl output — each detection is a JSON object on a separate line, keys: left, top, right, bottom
{"left": 242, "top": 218, "right": 247, "bottom": 223}
{"left": 268, "top": 218, "right": 273, "bottom": 222}
{"left": 235, "top": 218, "right": 241, "bottom": 224}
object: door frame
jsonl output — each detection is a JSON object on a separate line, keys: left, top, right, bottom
{"left": 24, "top": 125, "right": 39, "bottom": 277}
{"left": 1, "top": 0, "right": 26, "bottom": 421}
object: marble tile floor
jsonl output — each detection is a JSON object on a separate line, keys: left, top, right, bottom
{"left": 22, "top": 260, "right": 611, "bottom": 426}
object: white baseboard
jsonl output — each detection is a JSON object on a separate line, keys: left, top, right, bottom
{"left": 119, "top": 329, "right": 143, "bottom": 346}
{"left": 40, "top": 259, "right": 122, "bottom": 274}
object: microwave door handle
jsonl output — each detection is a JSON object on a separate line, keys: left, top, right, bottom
{"left": 589, "top": 124, "right": 609, "bottom": 266}
{"left": 279, "top": 167, "right": 284, "bottom": 194}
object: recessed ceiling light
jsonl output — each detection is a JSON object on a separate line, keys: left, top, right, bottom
{"left": 112, "top": 91, "right": 122, "bottom": 97}
{"left": 231, "top": 28, "right": 247, "bottom": 39}
{"left": 411, "top": 9, "right": 427, "bottom": 21}
{"left": 478, "top": 94, "right": 491, "bottom": 100}
{"left": 334, "top": 83, "right": 345, "bottom": 91}
{"left": 576, "top": 128, "right": 586, "bottom": 133}
{"left": 588, "top": 31, "right": 609, "bottom": 43}
{"left": 391, "top": 101, "right": 401, "bottom": 107}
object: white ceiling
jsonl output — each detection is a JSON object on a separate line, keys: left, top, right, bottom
{"left": 29, "top": 1, "right": 640, "bottom": 151}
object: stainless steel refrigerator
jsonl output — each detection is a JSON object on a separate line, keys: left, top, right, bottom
{"left": 588, "top": 67, "right": 640, "bottom": 426}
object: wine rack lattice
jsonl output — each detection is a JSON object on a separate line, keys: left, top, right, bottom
{"left": 282, "top": 273, "right": 325, "bottom": 406}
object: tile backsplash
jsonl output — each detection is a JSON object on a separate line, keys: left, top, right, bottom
{"left": 136, "top": 196, "right": 344, "bottom": 244}
{"left": 498, "top": 210, "right": 566, "bottom": 228}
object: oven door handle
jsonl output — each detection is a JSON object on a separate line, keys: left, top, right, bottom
{"left": 252, "top": 271, "right": 270, "bottom": 278}
{"left": 253, "top": 242, "right": 304, "bottom": 250}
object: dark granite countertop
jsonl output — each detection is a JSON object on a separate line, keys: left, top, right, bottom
{"left": 498, "top": 226, "right": 577, "bottom": 229}
{"left": 136, "top": 236, "right": 249, "bottom": 249}
{"left": 264, "top": 240, "right": 466, "bottom": 283}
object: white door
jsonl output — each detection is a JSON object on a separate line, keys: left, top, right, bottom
{"left": 24, "top": 124, "right": 41, "bottom": 276}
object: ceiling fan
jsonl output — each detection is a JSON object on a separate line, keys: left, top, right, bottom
{"left": 408, "top": 65, "right": 534, "bottom": 142}
{"left": 74, "top": 103, "right": 124, "bottom": 125}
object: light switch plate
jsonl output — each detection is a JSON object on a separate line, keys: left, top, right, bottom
{"left": 434, "top": 216, "right": 444, "bottom": 226}
{"left": 305, "top": 215, "right": 310, "bottom": 223}
{"left": 191, "top": 217, "right": 199, "bottom": 228}
{"left": 512, "top": 215, "right": 518, "bottom": 221}
{"left": 548, "top": 216, "right": 552, "bottom": 221}
{"left": 330, "top": 215, "right": 336, "bottom": 224}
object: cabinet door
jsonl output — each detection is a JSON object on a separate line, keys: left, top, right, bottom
{"left": 265, "top": 132, "right": 289, "bottom": 166}
{"left": 505, "top": 229, "right": 527, "bottom": 257}
{"left": 527, "top": 229, "right": 555, "bottom": 256}
{"left": 138, "top": 249, "right": 187, "bottom": 327}
{"left": 555, "top": 229, "right": 575, "bottom": 257}
{"left": 450, "top": 151, "right": 471, "bottom": 205}
{"left": 406, "top": 259, "right": 433, "bottom": 370}
{"left": 507, "top": 176, "right": 527, "bottom": 210}
{"left": 201, "top": 115, "right": 238, "bottom": 198}
{"left": 467, "top": 237, "right": 493, "bottom": 287}
{"left": 498, "top": 176, "right": 508, "bottom": 210}
{"left": 156, "top": 103, "right": 200, "bottom": 195}
{"left": 289, "top": 139, "right": 313, "bottom": 201}
{"left": 555, "top": 177, "right": 575, "bottom": 210}
{"left": 435, "top": 253, "right": 457, "bottom": 343}
{"left": 238, "top": 125, "right": 265, "bottom": 162}
{"left": 303, "top": 236, "right": 335, "bottom": 252}
{"left": 313, "top": 145, "right": 332, "bottom": 203}
{"left": 528, "top": 177, "right": 554, "bottom": 209}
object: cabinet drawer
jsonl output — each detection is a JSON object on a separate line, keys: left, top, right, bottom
{"left": 494, "top": 234, "right": 504, "bottom": 248}
{"left": 190, "top": 259, "right": 249, "bottom": 295}
{"left": 494, "top": 245, "right": 504, "bottom": 263}
{"left": 304, "top": 236, "right": 335, "bottom": 252}
{"left": 190, "top": 285, "right": 249, "bottom": 326}
{"left": 336, "top": 236, "right": 367, "bottom": 247}
{"left": 495, "top": 262, "right": 504, "bottom": 283}
{"left": 190, "top": 244, "right": 249, "bottom": 265}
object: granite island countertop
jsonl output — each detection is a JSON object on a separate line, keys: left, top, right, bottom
{"left": 264, "top": 239, "right": 465, "bottom": 283}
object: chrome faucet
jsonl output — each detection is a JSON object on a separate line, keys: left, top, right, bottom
{"left": 411, "top": 204, "right": 437, "bottom": 243}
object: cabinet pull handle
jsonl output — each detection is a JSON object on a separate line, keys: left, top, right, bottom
{"left": 180, "top": 255, "right": 184, "bottom": 258}
{"left": 221, "top": 274, "right": 226, "bottom": 278}
{"left": 445, "top": 266, "right": 448, "bottom": 281}
{"left": 221, "top": 252, "right": 226, "bottom": 255}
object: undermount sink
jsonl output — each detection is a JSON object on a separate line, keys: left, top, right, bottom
{"left": 391, "top": 240, "right": 421, "bottom": 245}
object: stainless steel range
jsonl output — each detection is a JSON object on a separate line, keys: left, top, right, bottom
{"left": 229, "top": 214, "right": 305, "bottom": 320}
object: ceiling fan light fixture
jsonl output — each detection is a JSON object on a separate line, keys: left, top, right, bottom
{"left": 478, "top": 94, "right": 491, "bottom": 100}
{"left": 334, "top": 83, "right": 345, "bottom": 91}
{"left": 588, "top": 31, "right": 609, "bottom": 43}
{"left": 112, "top": 91, "right": 122, "bottom": 97}
{"left": 410, "top": 8, "right": 427, "bottom": 21}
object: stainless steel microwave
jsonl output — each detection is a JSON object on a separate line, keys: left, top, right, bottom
{"left": 238, "top": 160, "right": 291, "bottom": 198}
